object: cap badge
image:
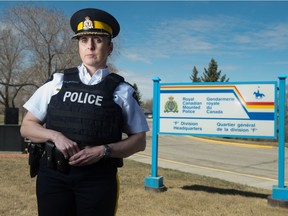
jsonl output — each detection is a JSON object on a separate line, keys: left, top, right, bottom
{"left": 83, "top": 16, "right": 94, "bottom": 30}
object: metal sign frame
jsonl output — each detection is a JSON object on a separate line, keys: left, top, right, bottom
{"left": 144, "top": 75, "right": 288, "bottom": 205}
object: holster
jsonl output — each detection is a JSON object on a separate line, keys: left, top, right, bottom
{"left": 28, "top": 143, "right": 45, "bottom": 178}
{"left": 45, "top": 141, "right": 56, "bottom": 169}
{"left": 45, "top": 141, "right": 70, "bottom": 174}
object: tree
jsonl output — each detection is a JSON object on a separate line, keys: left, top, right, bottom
{"left": 0, "top": 5, "right": 81, "bottom": 112}
{"left": 132, "top": 83, "right": 142, "bottom": 106}
{"left": 190, "top": 66, "right": 201, "bottom": 82}
{"left": 201, "top": 58, "right": 229, "bottom": 82}
{"left": 0, "top": 28, "right": 34, "bottom": 109}
{"left": 142, "top": 99, "right": 153, "bottom": 112}
{"left": 4, "top": 6, "right": 79, "bottom": 81}
{"left": 0, "top": 5, "right": 122, "bottom": 113}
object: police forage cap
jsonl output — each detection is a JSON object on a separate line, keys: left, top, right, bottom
{"left": 70, "top": 8, "right": 120, "bottom": 39}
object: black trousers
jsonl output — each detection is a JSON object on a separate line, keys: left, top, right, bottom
{"left": 36, "top": 157, "right": 118, "bottom": 216}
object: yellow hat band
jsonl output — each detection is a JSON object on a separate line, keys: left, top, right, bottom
{"left": 77, "top": 20, "right": 113, "bottom": 35}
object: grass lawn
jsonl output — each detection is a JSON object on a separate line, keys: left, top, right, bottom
{"left": 0, "top": 114, "right": 3, "bottom": 124}
{"left": 0, "top": 154, "right": 287, "bottom": 216}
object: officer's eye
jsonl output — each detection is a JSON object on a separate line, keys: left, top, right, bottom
{"left": 79, "top": 36, "right": 103, "bottom": 45}
{"left": 80, "top": 37, "right": 88, "bottom": 43}
{"left": 93, "top": 37, "right": 102, "bottom": 44}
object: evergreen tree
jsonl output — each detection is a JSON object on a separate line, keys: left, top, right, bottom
{"left": 201, "top": 58, "right": 229, "bottom": 82}
{"left": 190, "top": 66, "right": 201, "bottom": 82}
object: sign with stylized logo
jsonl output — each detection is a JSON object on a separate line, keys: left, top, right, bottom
{"left": 159, "top": 82, "right": 277, "bottom": 138}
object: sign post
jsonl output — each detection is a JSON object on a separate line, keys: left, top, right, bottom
{"left": 144, "top": 77, "right": 166, "bottom": 192}
{"left": 268, "top": 75, "right": 288, "bottom": 208}
{"left": 144, "top": 76, "right": 288, "bottom": 208}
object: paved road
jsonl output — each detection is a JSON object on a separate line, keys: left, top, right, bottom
{"left": 129, "top": 121, "right": 288, "bottom": 190}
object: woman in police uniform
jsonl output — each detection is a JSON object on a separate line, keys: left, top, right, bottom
{"left": 20, "top": 8, "right": 149, "bottom": 216}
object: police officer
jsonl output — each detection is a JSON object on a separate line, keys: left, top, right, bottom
{"left": 20, "top": 8, "right": 149, "bottom": 216}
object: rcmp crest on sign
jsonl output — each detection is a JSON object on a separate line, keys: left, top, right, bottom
{"left": 164, "top": 96, "right": 178, "bottom": 113}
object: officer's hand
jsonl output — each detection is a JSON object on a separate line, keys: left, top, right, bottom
{"left": 68, "top": 146, "right": 104, "bottom": 166}
{"left": 53, "top": 133, "right": 80, "bottom": 159}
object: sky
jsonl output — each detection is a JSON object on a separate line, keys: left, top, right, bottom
{"left": 0, "top": 1, "right": 288, "bottom": 100}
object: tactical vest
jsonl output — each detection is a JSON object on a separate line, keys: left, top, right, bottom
{"left": 46, "top": 67, "right": 124, "bottom": 149}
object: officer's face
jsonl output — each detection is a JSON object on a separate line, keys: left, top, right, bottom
{"left": 78, "top": 36, "right": 113, "bottom": 72}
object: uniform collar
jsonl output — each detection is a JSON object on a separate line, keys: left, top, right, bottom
{"left": 78, "top": 64, "right": 110, "bottom": 84}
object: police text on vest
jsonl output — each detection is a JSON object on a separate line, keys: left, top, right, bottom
{"left": 63, "top": 91, "right": 103, "bottom": 106}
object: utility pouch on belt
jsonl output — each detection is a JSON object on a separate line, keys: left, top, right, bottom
{"left": 45, "top": 141, "right": 56, "bottom": 169}
{"left": 28, "top": 143, "right": 45, "bottom": 178}
{"left": 54, "top": 146, "right": 70, "bottom": 174}
{"left": 45, "top": 141, "right": 70, "bottom": 174}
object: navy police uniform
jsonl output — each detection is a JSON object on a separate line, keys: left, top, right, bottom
{"left": 23, "top": 8, "right": 149, "bottom": 216}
